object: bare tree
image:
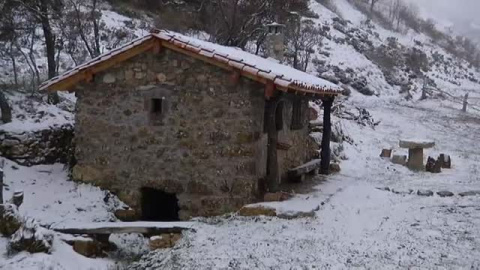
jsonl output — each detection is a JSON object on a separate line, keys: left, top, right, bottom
{"left": 18, "top": 0, "right": 62, "bottom": 103}
{"left": 285, "top": 19, "right": 322, "bottom": 71}
{"left": 370, "top": 0, "right": 381, "bottom": 12}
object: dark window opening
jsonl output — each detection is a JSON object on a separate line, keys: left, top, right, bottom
{"left": 291, "top": 99, "right": 303, "bottom": 130}
{"left": 140, "top": 187, "right": 179, "bottom": 221}
{"left": 275, "top": 102, "right": 284, "bottom": 131}
{"left": 151, "top": 98, "right": 163, "bottom": 114}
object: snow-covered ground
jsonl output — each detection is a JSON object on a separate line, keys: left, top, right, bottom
{"left": 129, "top": 95, "right": 480, "bottom": 269}
{"left": 2, "top": 0, "right": 480, "bottom": 269}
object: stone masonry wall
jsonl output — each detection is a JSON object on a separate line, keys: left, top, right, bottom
{"left": 277, "top": 98, "right": 318, "bottom": 183}
{"left": 71, "top": 49, "right": 267, "bottom": 219}
{"left": 0, "top": 125, "right": 74, "bottom": 166}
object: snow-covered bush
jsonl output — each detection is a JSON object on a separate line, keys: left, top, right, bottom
{"left": 8, "top": 218, "right": 54, "bottom": 254}
{"left": 0, "top": 204, "right": 23, "bottom": 236}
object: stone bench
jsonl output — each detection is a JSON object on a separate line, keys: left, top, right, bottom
{"left": 288, "top": 159, "right": 321, "bottom": 182}
{"left": 399, "top": 139, "right": 435, "bottom": 170}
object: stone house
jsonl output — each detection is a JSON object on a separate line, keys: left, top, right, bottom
{"left": 40, "top": 29, "right": 341, "bottom": 221}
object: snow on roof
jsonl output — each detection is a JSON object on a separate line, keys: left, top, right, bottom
{"left": 40, "top": 29, "right": 342, "bottom": 96}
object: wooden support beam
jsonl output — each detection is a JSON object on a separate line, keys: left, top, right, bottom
{"left": 230, "top": 71, "right": 240, "bottom": 85}
{"left": 152, "top": 40, "right": 162, "bottom": 54}
{"left": 265, "top": 81, "right": 276, "bottom": 99}
{"left": 84, "top": 71, "right": 94, "bottom": 83}
{"left": 320, "top": 98, "right": 334, "bottom": 175}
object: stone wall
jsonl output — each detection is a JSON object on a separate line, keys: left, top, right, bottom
{"left": 72, "top": 49, "right": 267, "bottom": 219}
{"left": 276, "top": 98, "right": 318, "bottom": 182}
{"left": 0, "top": 125, "right": 74, "bottom": 166}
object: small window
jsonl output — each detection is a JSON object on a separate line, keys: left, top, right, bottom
{"left": 291, "top": 99, "right": 303, "bottom": 130}
{"left": 151, "top": 98, "right": 163, "bottom": 114}
{"left": 148, "top": 97, "right": 165, "bottom": 125}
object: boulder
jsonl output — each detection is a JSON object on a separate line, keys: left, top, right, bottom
{"left": 238, "top": 206, "right": 276, "bottom": 217}
{"left": 380, "top": 149, "right": 392, "bottom": 158}
{"left": 0, "top": 204, "right": 23, "bottom": 236}
{"left": 73, "top": 239, "right": 104, "bottom": 258}
{"left": 437, "top": 191, "right": 454, "bottom": 197}
{"left": 149, "top": 233, "right": 182, "bottom": 250}
{"left": 263, "top": 192, "right": 292, "bottom": 202}
{"left": 391, "top": 155, "right": 407, "bottom": 166}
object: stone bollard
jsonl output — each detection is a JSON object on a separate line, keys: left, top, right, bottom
{"left": 438, "top": 154, "right": 451, "bottom": 169}
{"left": 380, "top": 149, "right": 392, "bottom": 158}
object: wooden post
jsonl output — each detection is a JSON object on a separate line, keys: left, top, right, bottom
{"left": 462, "top": 93, "right": 469, "bottom": 112}
{"left": 0, "top": 159, "right": 3, "bottom": 204}
{"left": 320, "top": 98, "right": 334, "bottom": 175}
{"left": 265, "top": 99, "right": 279, "bottom": 192}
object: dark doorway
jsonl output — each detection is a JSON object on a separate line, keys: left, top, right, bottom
{"left": 140, "top": 187, "right": 180, "bottom": 221}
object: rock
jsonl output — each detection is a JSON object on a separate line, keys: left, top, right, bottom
{"left": 329, "top": 162, "right": 341, "bottom": 173}
{"left": 438, "top": 154, "right": 451, "bottom": 169}
{"left": 425, "top": 157, "right": 441, "bottom": 173}
{"left": 11, "top": 191, "right": 24, "bottom": 207}
{"left": 380, "top": 149, "right": 392, "bottom": 158}
{"left": 437, "top": 191, "right": 454, "bottom": 197}
{"left": 459, "top": 191, "right": 480, "bottom": 197}
{"left": 149, "top": 233, "right": 182, "bottom": 250}
{"left": 156, "top": 73, "right": 167, "bottom": 82}
{"left": 391, "top": 155, "right": 407, "bottom": 166}
{"left": 114, "top": 209, "right": 137, "bottom": 221}
{"left": 73, "top": 239, "right": 104, "bottom": 258}
{"left": 238, "top": 206, "right": 276, "bottom": 217}
{"left": 417, "top": 190, "right": 434, "bottom": 197}
{"left": 102, "top": 73, "right": 116, "bottom": 84}
{"left": 9, "top": 219, "right": 53, "bottom": 254}
{"left": 263, "top": 192, "right": 292, "bottom": 202}
{"left": 0, "top": 204, "right": 23, "bottom": 236}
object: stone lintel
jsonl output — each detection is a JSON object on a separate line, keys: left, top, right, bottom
{"left": 399, "top": 139, "right": 435, "bottom": 149}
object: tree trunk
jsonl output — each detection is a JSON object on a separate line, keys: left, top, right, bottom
{"left": 0, "top": 159, "right": 4, "bottom": 204}
{"left": 9, "top": 43, "right": 18, "bottom": 88}
{"left": 0, "top": 91, "right": 12, "bottom": 123}
{"left": 39, "top": 0, "right": 60, "bottom": 104}
{"left": 92, "top": 0, "right": 101, "bottom": 57}
{"left": 320, "top": 98, "right": 334, "bottom": 175}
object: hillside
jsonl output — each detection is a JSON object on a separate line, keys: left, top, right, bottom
{"left": 1, "top": 0, "right": 480, "bottom": 269}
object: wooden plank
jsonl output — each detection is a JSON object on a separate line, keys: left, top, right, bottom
{"left": 288, "top": 159, "right": 322, "bottom": 177}
{"left": 52, "top": 221, "right": 195, "bottom": 235}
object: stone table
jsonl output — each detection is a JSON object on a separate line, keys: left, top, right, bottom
{"left": 399, "top": 139, "right": 435, "bottom": 170}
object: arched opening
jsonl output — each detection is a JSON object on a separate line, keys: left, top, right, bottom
{"left": 140, "top": 187, "right": 180, "bottom": 221}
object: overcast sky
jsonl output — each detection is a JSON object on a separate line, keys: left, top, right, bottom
{"left": 407, "top": 0, "right": 480, "bottom": 28}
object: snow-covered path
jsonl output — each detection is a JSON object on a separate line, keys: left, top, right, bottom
{"left": 133, "top": 98, "right": 480, "bottom": 269}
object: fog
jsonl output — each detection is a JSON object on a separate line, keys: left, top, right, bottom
{"left": 407, "top": 0, "right": 480, "bottom": 38}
